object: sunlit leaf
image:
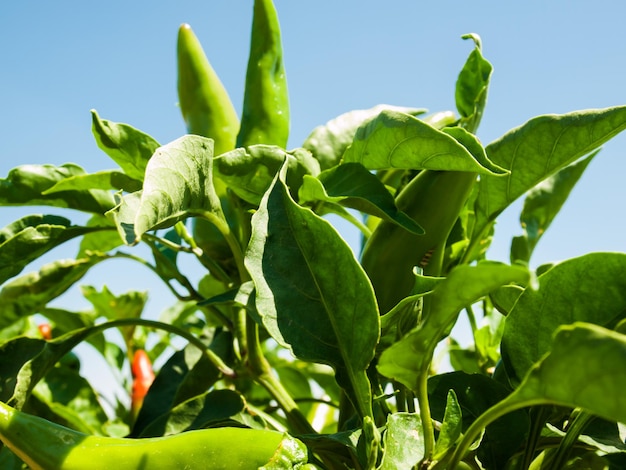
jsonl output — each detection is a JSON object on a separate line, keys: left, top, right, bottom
{"left": 42, "top": 170, "right": 142, "bottom": 194}
{"left": 0, "top": 214, "right": 103, "bottom": 284}
{"left": 501, "top": 252, "right": 626, "bottom": 385}
{"left": 91, "top": 109, "right": 160, "bottom": 181}
{"left": 343, "top": 110, "right": 504, "bottom": 174}
{"left": 473, "top": 106, "right": 626, "bottom": 245}
{"left": 213, "top": 144, "right": 320, "bottom": 205}
{"left": 0, "top": 163, "right": 115, "bottom": 213}
{"left": 379, "top": 413, "right": 424, "bottom": 470}
{"left": 303, "top": 104, "right": 426, "bottom": 170}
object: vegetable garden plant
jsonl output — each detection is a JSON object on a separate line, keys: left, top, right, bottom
{"left": 1, "top": 0, "right": 625, "bottom": 468}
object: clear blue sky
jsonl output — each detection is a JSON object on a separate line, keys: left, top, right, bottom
{"left": 1, "top": 2, "right": 625, "bottom": 398}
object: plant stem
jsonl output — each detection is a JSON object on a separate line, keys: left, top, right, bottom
{"left": 520, "top": 406, "right": 550, "bottom": 470}
{"left": 242, "top": 308, "right": 315, "bottom": 435}
{"left": 548, "top": 409, "right": 594, "bottom": 470}
{"left": 416, "top": 365, "right": 435, "bottom": 461}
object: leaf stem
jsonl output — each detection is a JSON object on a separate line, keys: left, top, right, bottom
{"left": 548, "top": 409, "right": 594, "bottom": 470}
{"left": 416, "top": 365, "right": 435, "bottom": 462}
{"left": 245, "top": 315, "right": 315, "bottom": 435}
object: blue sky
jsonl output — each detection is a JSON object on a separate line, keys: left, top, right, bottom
{"left": 1, "top": 2, "right": 625, "bottom": 399}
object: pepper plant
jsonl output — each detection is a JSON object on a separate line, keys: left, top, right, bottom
{"left": 1, "top": 0, "right": 626, "bottom": 468}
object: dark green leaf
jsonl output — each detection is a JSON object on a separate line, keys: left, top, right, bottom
{"left": 42, "top": 170, "right": 142, "bottom": 194}
{"left": 32, "top": 364, "right": 108, "bottom": 435}
{"left": 0, "top": 163, "right": 115, "bottom": 213}
{"left": 428, "top": 372, "right": 530, "bottom": 469}
{"left": 214, "top": 145, "right": 320, "bottom": 205}
{"left": 379, "top": 413, "right": 424, "bottom": 470}
{"left": 342, "top": 110, "right": 504, "bottom": 174}
{"left": 91, "top": 109, "right": 160, "bottom": 181}
{"left": 77, "top": 214, "right": 122, "bottom": 257}
{"left": 303, "top": 104, "right": 426, "bottom": 170}
{"left": 139, "top": 389, "right": 245, "bottom": 437}
{"left": 132, "top": 336, "right": 229, "bottom": 436}
{"left": 245, "top": 164, "right": 380, "bottom": 420}
{"left": 378, "top": 262, "right": 529, "bottom": 390}
{"left": 510, "top": 151, "right": 596, "bottom": 264}
{"left": 434, "top": 390, "right": 463, "bottom": 459}
{"left": 0, "top": 256, "right": 107, "bottom": 330}
{"left": 299, "top": 163, "right": 424, "bottom": 234}
{"left": 508, "top": 323, "right": 626, "bottom": 425}
{"left": 473, "top": 106, "right": 626, "bottom": 244}
{"left": 502, "top": 252, "right": 626, "bottom": 385}
{"left": 0, "top": 214, "right": 104, "bottom": 284}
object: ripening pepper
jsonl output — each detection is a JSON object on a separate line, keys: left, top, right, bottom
{"left": 177, "top": 23, "right": 239, "bottom": 156}
{"left": 361, "top": 170, "right": 477, "bottom": 314}
{"left": 236, "top": 0, "right": 290, "bottom": 148}
{"left": 130, "top": 349, "right": 155, "bottom": 419}
{"left": 0, "top": 400, "right": 311, "bottom": 470}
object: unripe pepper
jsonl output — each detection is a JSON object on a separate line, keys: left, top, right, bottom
{"left": 361, "top": 170, "right": 477, "bottom": 313}
{"left": 236, "top": 0, "right": 290, "bottom": 148}
{"left": 130, "top": 349, "right": 155, "bottom": 418}
{"left": 0, "top": 400, "right": 310, "bottom": 469}
{"left": 177, "top": 23, "right": 239, "bottom": 156}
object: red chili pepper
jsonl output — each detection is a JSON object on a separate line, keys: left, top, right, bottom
{"left": 131, "top": 350, "right": 155, "bottom": 415}
{"left": 38, "top": 323, "right": 52, "bottom": 340}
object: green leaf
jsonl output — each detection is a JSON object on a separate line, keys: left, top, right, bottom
{"left": 473, "top": 106, "right": 626, "bottom": 244}
{"left": 213, "top": 145, "right": 320, "bottom": 205}
{"left": 377, "top": 261, "right": 530, "bottom": 391}
{"left": 510, "top": 151, "right": 596, "bottom": 264}
{"left": 303, "top": 104, "right": 427, "bottom": 170}
{"left": 108, "top": 135, "right": 224, "bottom": 244}
{"left": 428, "top": 372, "right": 530, "bottom": 469}
{"left": 132, "top": 336, "right": 229, "bottom": 436}
{"left": 0, "top": 163, "right": 115, "bottom": 213}
{"left": 32, "top": 364, "right": 108, "bottom": 435}
{"left": 501, "top": 252, "right": 626, "bottom": 385}
{"left": 0, "top": 256, "right": 107, "bottom": 331}
{"left": 139, "top": 389, "right": 245, "bottom": 438}
{"left": 342, "top": 110, "right": 503, "bottom": 174}
{"left": 379, "top": 412, "right": 424, "bottom": 470}
{"left": 91, "top": 109, "right": 160, "bottom": 181}
{"left": 245, "top": 163, "right": 380, "bottom": 420}
{"left": 0, "top": 214, "right": 104, "bottom": 284}
{"left": 508, "top": 323, "right": 626, "bottom": 425}
{"left": 42, "top": 170, "right": 142, "bottom": 194}
{"left": 77, "top": 214, "right": 123, "bottom": 257}
{"left": 298, "top": 163, "right": 424, "bottom": 234}
{"left": 455, "top": 33, "right": 493, "bottom": 132}
{"left": 434, "top": 390, "right": 463, "bottom": 459}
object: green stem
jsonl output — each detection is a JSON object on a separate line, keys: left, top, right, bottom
{"left": 520, "top": 406, "right": 550, "bottom": 470}
{"left": 416, "top": 364, "right": 435, "bottom": 462}
{"left": 244, "top": 310, "right": 315, "bottom": 435}
{"left": 548, "top": 409, "right": 594, "bottom": 470}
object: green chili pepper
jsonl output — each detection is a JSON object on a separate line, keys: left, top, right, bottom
{"left": 361, "top": 170, "right": 477, "bottom": 314}
{"left": 177, "top": 23, "right": 240, "bottom": 156}
{"left": 236, "top": 0, "right": 290, "bottom": 148}
{"left": 0, "top": 400, "right": 310, "bottom": 470}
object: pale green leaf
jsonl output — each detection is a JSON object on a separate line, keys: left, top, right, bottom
{"left": 303, "top": 104, "right": 426, "bottom": 170}
{"left": 91, "top": 109, "right": 160, "bottom": 181}
{"left": 379, "top": 413, "right": 424, "bottom": 470}
{"left": 42, "top": 170, "right": 142, "bottom": 194}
